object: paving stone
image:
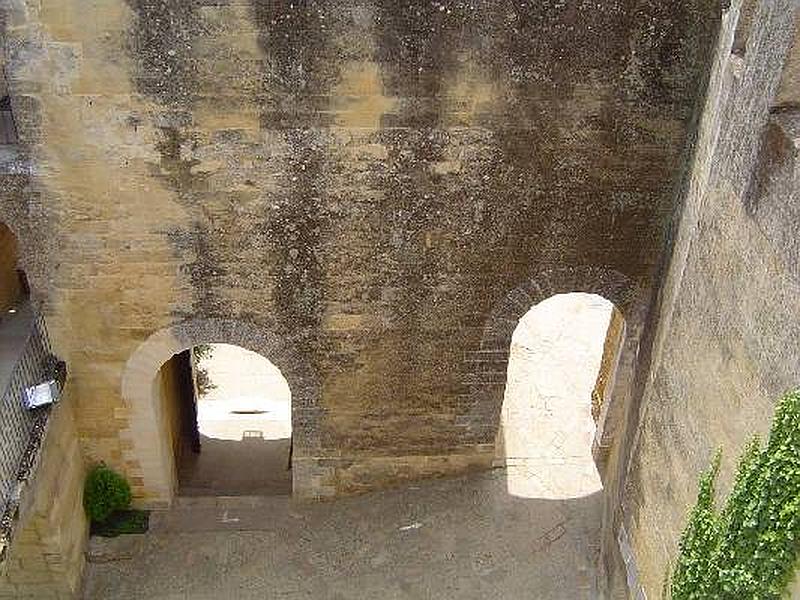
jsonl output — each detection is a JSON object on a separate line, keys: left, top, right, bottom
{"left": 82, "top": 471, "right": 603, "bottom": 600}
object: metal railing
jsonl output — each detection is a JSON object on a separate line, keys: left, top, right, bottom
{"left": 0, "top": 312, "right": 63, "bottom": 524}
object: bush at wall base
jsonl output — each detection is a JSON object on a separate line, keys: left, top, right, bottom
{"left": 84, "top": 464, "right": 132, "bottom": 523}
{"left": 83, "top": 464, "right": 148, "bottom": 537}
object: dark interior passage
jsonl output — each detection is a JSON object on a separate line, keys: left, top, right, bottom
{"left": 0, "top": 223, "right": 27, "bottom": 313}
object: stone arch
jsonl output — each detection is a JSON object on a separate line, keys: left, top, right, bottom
{"left": 462, "top": 266, "right": 640, "bottom": 476}
{"left": 120, "top": 317, "right": 321, "bottom": 505}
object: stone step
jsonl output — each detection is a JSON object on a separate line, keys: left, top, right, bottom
{"left": 152, "top": 494, "right": 295, "bottom": 533}
{"left": 172, "top": 494, "right": 288, "bottom": 510}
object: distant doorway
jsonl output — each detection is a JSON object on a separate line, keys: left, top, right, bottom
{"left": 0, "top": 222, "right": 28, "bottom": 313}
{"left": 156, "top": 343, "right": 292, "bottom": 497}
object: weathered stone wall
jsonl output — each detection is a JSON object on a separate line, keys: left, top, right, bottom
{"left": 623, "top": 0, "right": 800, "bottom": 594}
{"left": 0, "top": 400, "right": 87, "bottom": 599}
{"left": 592, "top": 307, "right": 625, "bottom": 423}
{"left": 0, "top": 0, "right": 721, "bottom": 509}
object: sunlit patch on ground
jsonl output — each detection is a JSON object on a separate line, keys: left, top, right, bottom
{"left": 499, "top": 293, "right": 614, "bottom": 500}
{"left": 194, "top": 343, "right": 291, "bottom": 442}
{"left": 178, "top": 344, "right": 293, "bottom": 496}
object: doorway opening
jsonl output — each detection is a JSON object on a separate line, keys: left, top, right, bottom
{"left": 0, "top": 222, "right": 29, "bottom": 314}
{"left": 155, "top": 343, "right": 292, "bottom": 497}
{"left": 496, "top": 292, "right": 624, "bottom": 499}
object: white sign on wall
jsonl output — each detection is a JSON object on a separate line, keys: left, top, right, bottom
{"left": 23, "top": 380, "right": 59, "bottom": 410}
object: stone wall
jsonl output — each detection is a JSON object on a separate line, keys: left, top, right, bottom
{"left": 592, "top": 307, "right": 625, "bottom": 423}
{"left": 0, "top": 399, "right": 87, "bottom": 599}
{"left": 157, "top": 353, "right": 184, "bottom": 489}
{"left": 622, "top": 0, "right": 800, "bottom": 595}
{"left": 0, "top": 0, "right": 722, "bottom": 515}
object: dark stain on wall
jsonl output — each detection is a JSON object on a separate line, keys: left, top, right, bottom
{"left": 150, "top": 120, "right": 230, "bottom": 318}
{"left": 124, "top": 0, "right": 204, "bottom": 106}
{"left": 250, "top": 1, "right": 339, "bottom": 360}
{"left": 121, "top": 0, "right": 721, "bottom": 462}
{"left": 126, "top": 0, "right": 243, "bottom": 320}
{"left": 368, "top": 1, "right": 463, "bottom": 411}
{"left": 0, "top": 12, "right": 56, "bottom": 311}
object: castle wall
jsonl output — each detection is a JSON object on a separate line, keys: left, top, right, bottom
{"left": 0, "top": 0, "right": 720, "bottom": 510}
{"left": 623, "top": 0, "right": 800, "bottom": 594}
{"left": 0, "top": 400, "right": 87, "bottom": 599}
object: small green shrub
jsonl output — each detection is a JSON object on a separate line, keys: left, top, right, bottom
{"left": 83, "top": 465, "right": 132, "bottom": 523}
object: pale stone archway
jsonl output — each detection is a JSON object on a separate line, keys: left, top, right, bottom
{"left": 467, "top": 266, "right": 642, "bottom": 586}
{"left": 463, "top": 265, "right": 641, "bottom": 468}
{"left": 495, "top": 292, "right": 625, "bottom": 499}
{"left": 120, "top": 318, "right": 320, "bottom": 506}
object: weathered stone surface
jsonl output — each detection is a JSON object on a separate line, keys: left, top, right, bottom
{"left": 0, "top": 0, "right": 721, "bottom": 510}
{"left": 86, "top": 535, "right": 144, "bottom": 564}
{"left": 83, "top": 471, "right": 606, "bottom": 599}
{"left": 0, "top": 400, "right": 87, "bottom": 598}
{"left": 10, "top": 0, "right": 787, "bottom": 595}
{"left": 623, "top": 0, "right": 800, "bottom": 595}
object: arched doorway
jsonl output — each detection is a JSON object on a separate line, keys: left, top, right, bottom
{"left": 155, "top": 343, "right": 292, "bottom": 496}
{"left": 0, "top": 222, "right": 29, "bottom": 313}
{"left": 121, "top": 318, "right": 321, "bottom": 505}
{"left": 496, "top": 292, "right": 624, "bottom": 499}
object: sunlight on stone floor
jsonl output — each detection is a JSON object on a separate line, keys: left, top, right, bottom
{"left": 499, "top": 293, "right": 614, "bottom": 500}
{"left": 178, "top": 344, "right": 293, "bottom": 496}
{"left": 195, "top": 343, "right": 291, "bottom": 442}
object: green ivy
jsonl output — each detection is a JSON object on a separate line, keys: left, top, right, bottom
{"left": 670, "top": 390, "right": 800, "bottom": 599}
{"left": 671, "top": 452, "right": 722, "bottom": 599}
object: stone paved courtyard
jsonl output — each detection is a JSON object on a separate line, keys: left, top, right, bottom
{"left": 83, "top": 295, "right": 615, "bottom": 599}
{"left": 83, "top": 470, "right": 604, "bottom": 600}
